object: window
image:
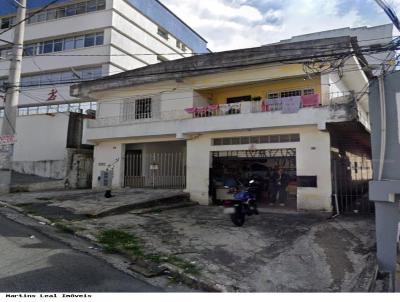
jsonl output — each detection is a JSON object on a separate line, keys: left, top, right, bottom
{"left": 181, "top": 44, "right": 187, "bottom": 52}
{"left": 95, "top": 32, "right": 104, "bottom": 45}
{"left": 97, "top": 0, "right": 106, "bottom": 10}
{"left": 303, "top": 88, "right": 315, "bottom": 95}
{"left": 53, "top": 39, "right": 64, "bottom": 52}
{"left": 176, "top": 40, "right": 182, "bottom": 48}
{"left": 157, "top": 27, "right": 169, "bottom": 40}
{"left": 43, "top": 40, "right": 54, "bottom": 53}
{"left": 48, "top": 105, "right": 58, "bottom": 113}
{"left": 66, "top": 5, "right": 77, "bottom": 16}
{"left": 280, "top": 90, "right": 302, "bottom": 98}
{"left": 87, "top": 0, "right": 97, "bottom": 12}
{"left": 46, "top": 9, "right": 57, "bottom": 21}
{"left": 211, "top": 134, "right": 300, "bottom": 146}
{"left": 56, "top": 8, "right": 66, "bottom": 18}
{"left": 76, "top": 3, "right": 87, "bottom": 15}
{"left": 1, "top": 17, "right": 14, "bottom": 29}
{"left": 135, "top": 98, "right": 152, "bottom": 119}
{"left": 36, "top": 12, "right": 47, "bottom": 22}
{"left": 84, "top": 34, "right": 95, "bottom": 47}
{"left": 268, "top": 89, "right": 316, "bottom": 99}
{"left": 267, "top": 92, "right": 279, "bottom": 99}
{"left": 18, "top": 108, "right": 28, "bottom": 116}
{"left": 74, "top": 36, "right": 85, "bottom": 48}
{"left": 64, "top": 37, "right": 75, "bottom": 50}
{"left": 227, "top": 95, "right": 252, "bottom": 104}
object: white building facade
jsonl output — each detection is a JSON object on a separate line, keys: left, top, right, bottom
{"left": 0, "top": 0, "right": 207, "bottom": 181}
{"left": 73, "top": 36, "right": 374, "bottom": 212}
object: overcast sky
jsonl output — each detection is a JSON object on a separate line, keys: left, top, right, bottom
{"left": 160, "top": 0, "right": 399, "bottom": 52}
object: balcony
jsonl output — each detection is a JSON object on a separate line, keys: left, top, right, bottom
{"left": 84, "top": 93, "right": 356, "bottom": 142}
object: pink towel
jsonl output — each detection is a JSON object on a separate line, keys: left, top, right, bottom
{"left": 301, "top": 94, "right": 320, "bottom": 107}
{"left": 196, "top": 106, "right": 208, "bottom": 113}
{"left": 185, "top": 108, "right": 196, "bottom": 114}
{"left": 207, "top": 104, "right": 219, "bottom": 111}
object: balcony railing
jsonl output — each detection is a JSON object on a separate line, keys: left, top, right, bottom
{"left": 87, "top": 93, "right": 355, "bottom": 129}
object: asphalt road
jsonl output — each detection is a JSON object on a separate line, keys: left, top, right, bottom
{"left": 0, "top": 215, "right": 162, "bottom": 292}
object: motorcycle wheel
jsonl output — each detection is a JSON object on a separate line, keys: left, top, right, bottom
{"left": 230, "top": 209, "right": 245, "bottom": 227}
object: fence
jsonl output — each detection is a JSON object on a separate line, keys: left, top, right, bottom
{"left": 332, "top": 155, "right": 374, "bottom": 215}
{"left": 124, "top": 151, "right": 186, "bottom": 189}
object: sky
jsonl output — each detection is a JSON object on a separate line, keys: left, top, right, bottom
{"left": 160, "top": 0, "right": 400, "bottom": 51}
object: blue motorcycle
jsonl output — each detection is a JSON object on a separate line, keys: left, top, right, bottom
{"left": 223, "top": 179, "right": 260, "bottom": 226}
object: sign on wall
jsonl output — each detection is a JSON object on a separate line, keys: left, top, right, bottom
{"left": 0, "top": 135, "right": 17, "bottom": 146}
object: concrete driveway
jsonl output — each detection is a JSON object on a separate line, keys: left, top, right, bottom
{"left": 68, "top": 206, "right": 376, "bottom": 292}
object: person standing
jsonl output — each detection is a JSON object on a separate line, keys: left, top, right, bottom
{"left": 270, "top": 167, "right": 290, "bottom": 206}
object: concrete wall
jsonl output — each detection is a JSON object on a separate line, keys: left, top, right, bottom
{"left": 186, "top": 126, "right": 332, "bottom": 211}
{"left": 0, "top": 113, "right": 69, "bottom": 179}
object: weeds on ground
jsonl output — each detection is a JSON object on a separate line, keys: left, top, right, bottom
{"left": 54, "top": 222, "right": 75, "bottom": 234}
{"left": 97, "top": 229, "right": 200, "bottom": 275}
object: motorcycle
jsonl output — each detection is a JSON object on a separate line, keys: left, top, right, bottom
{"left": 223, "top": 179, "right": 260, "bottom": 226}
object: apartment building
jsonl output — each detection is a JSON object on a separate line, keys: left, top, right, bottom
{"left": 72, "top": 36, "right": 374, "bottom": 212}
{"left": 0, "top": 0, "right": 207, "bottom": 184}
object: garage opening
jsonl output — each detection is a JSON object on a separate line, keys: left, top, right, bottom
{"left": 210, "top": 148, "right": 297, "bottom": 210}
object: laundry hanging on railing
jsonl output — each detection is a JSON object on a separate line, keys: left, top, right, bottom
{"left": 266, "top": 98, "right": 283, "bottom": 111}
{"left": 301, "top": 94, "right": 321, "bottom": 107}
{"left": 282, "top": 96, "right": 301, "bottom": 114}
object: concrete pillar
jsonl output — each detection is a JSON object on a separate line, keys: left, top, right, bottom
{"left": 374, "top": 201, "right": 399, "bottom": 290}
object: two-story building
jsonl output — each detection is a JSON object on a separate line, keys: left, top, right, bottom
{"left": 0, "top": 0, "right": 207, "bottom": 184}
{"left": 72, "top": 36, "right": 373, "bottom": 212}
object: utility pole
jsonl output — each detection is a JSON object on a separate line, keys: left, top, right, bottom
{"left": 0, "top": 0, "right": 27, "bottom": 193}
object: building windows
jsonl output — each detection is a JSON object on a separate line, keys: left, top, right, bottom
{"left": 267, "top": 88, "right": 315, "bottom": 99}
{"left": 303, "top": 88, "right": 315, "bottom": 95}
{"left": 135, "top": 98, "right": 152, "bottom": 119}
{"left": 16, "top": 102, "right": 97, "bottom": 117}
{"left": 157, "top": 27, "right": 169, "bottom": 40}
{"left": 280, "top": 90, "right": 302, "bottom": 98}
{"left": 0, "top": 16, "right": 15, "bottom": 29}
{"left": 176, "top": 40, "right": 188, "bottom": 52}
{"left": 21, "top": 32, "right": 104, "bottom": 57}
{"left": 212, "top": 134, "right": 300, "bottom": 146}
{"left": 6, "top": 66, "right": 103, "bottom": 89}
{"left": 23, "top": 0, "right": 107, "bottom": 26}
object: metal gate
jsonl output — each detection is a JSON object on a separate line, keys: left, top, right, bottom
{"left": 124, "top": 152, "right": 186, "bottom": 189}
{"left": 332, "top": 154, "right": 374, "bottom": 215}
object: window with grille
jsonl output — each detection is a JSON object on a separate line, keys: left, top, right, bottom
{"left": 303, "top": 88, "right": 315, "bottom": 95}
{"left": 267, "top": 88, "right": 315, "bottom": 99}
{"left": 280, "top": 90, "right": 302, "bottom": 98}
{"left": 211, "top": 134, "right": 300, "bottom": 146}
{"left": 135, "top": 98, "right": 152, "bottom": 120}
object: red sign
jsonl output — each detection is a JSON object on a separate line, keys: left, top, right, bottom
{"left": 47, "top": 88, "right": 58, "bottom": 101}
{"left": 0, "top": 135, "right": 17, "bottom": 146}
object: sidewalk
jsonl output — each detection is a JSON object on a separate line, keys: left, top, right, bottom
{"left": 0, "top": 188, "right": 190, "bottom": 218}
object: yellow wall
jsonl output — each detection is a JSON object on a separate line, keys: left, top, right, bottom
{"left": 198, "top": 76, "right": 321, "bottom": 105}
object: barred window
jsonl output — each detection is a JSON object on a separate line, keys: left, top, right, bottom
{"left": 280, "top": 90, "right": 302, "bottom": 98}
{"left": 135, "top": 98, "right": 152, "bottom": 120}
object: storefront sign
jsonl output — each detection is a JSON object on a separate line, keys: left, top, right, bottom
{"left": 0, "top": 135, "right": 17, "bottom": 146}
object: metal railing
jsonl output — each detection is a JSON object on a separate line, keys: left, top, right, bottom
{"left": 88, "top": 93, "right": 355, "bottom": 128}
